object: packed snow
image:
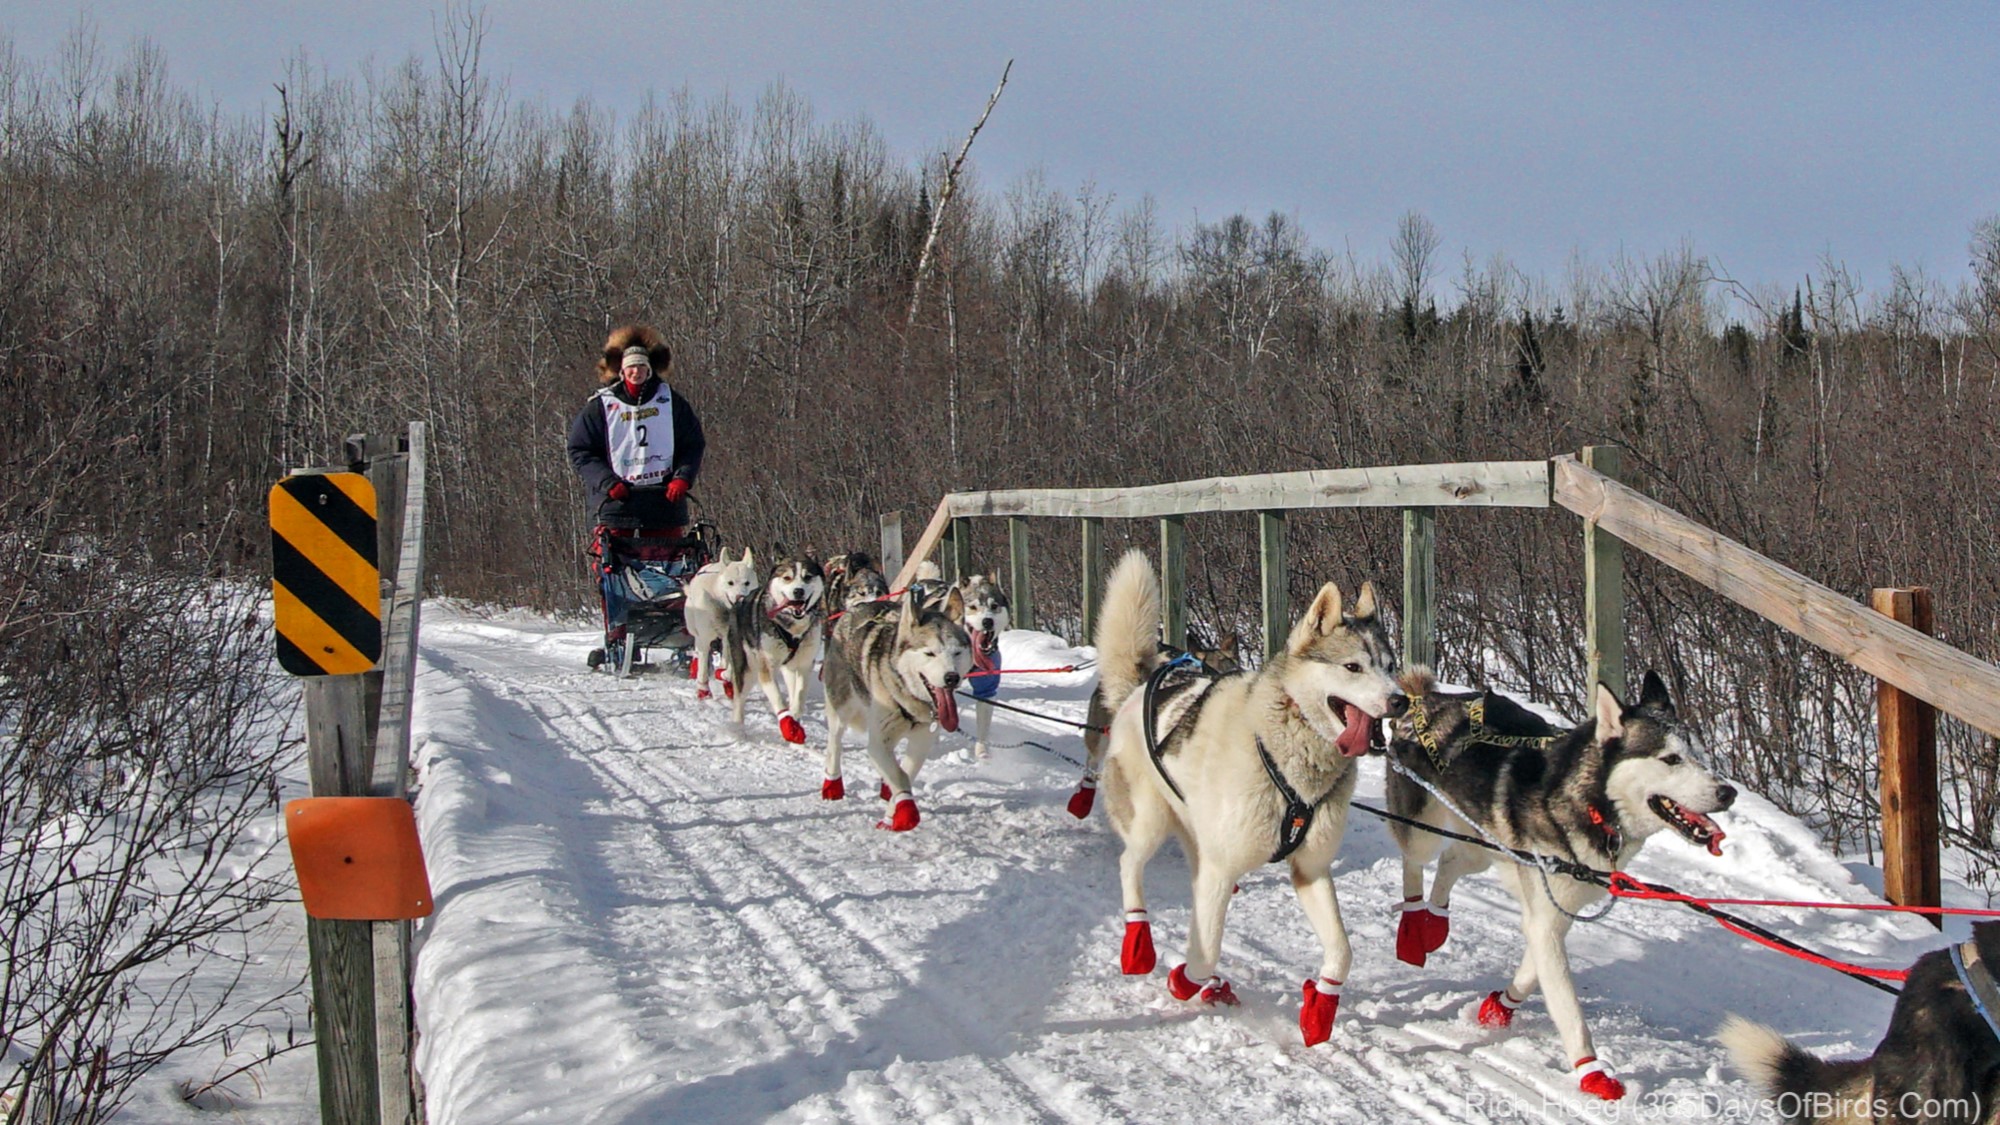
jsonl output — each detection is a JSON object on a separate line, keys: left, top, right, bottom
{"left": 383, "top": 605, "right": 1980, "bottom": 1124}
{"left": 114, "top": 603, "right": 1996, "bottom": 1122}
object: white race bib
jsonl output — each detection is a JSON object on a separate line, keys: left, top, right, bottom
{"left": 600, "top": 383, "right": 676, "bottom": 485}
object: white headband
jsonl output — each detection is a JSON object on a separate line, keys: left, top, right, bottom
{"left": 620, "top": 346, "right": 652, "bottom": 370}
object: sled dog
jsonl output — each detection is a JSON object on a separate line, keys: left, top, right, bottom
{"left": 840, "top": 565, "right": 890, "bottom": 607}
{"left": 1721, "top": 921, "right": 2000, "bottom": 1124}
{"left": 955, "top": 574, "right": 1011, "bottom": 759}
{"left": 1096, "top": 549, "right": 1405, "bottom": 1046}
{"left": 1386, "top": 668, "right": 1737, "bottom": 1101}
{"left": 819, "top": 586, "right": 973, "bottom": 832}
{"left": 683, "top": 548, "right": 759, "bottom": 701}
{"left": 1069, "top": 630, "right": 1240, "bottom": 819}
{"left": 824, "top": 551, "right": 881, "bottom": 613}
{"left": 724, "top": 554, "right": 826, "bottom": 745}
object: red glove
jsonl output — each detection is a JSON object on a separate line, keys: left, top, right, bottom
{"left": 665, "top": 478, "right": 690, "bottom": 503}
{"left": 608, "top": 480, "right": 631, "bottom": 502}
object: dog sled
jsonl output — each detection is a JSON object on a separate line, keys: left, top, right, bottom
{"left": 585, "top": 520, "right": 721, "bottom": 677}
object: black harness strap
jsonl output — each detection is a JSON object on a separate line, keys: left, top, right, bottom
{"left": 1952, "top": 940, "right": 2000, "bottom": 1042}
{"left": 1141, "top": 661, "right": 1189, "bottom": 803}
{"left": 1257, "top": 738, "right": 1338, "bottom": 864}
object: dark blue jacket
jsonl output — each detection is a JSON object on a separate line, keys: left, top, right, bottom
{"left": 567, "top": 376, "right": 706, "bottom": 529}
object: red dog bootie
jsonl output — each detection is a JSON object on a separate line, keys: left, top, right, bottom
{"left": 1167, "top": 964, "right": 1239, "bottom": 1006}
{"left": 1395, "top": 900, "right": 1450, "bottom": 966}
{"left": 876, "top": 795, "right": 920, "bottom": 832}
{"left": 688, "top": 659, "right": 700, "bottom": 681}
{"left": 1120, "top": 910, "right": 1156, "bottom": 975}
{"left": 696, "top": 687, "right": 712, "bottom": 701}
{"left": 820, "top": 777, "right": 845, "bottom": 801}
{"left": 1067, "top": 778, "right": 1097, "bottom": 819}
{"left": 879, "top": 782, "right": 893, "bottom": 802}
{"left": 1298, "top": 977, "right": 1343, "bottom": 1045}
{"left": 1574, "top": 1057, "right": 1625, "bottom": 1101}
{"left": 1477, "top": 989, "right": 1523, "bottom": 1028}
{"left": 777, "top": 712, "right": 806, "bottom": 745}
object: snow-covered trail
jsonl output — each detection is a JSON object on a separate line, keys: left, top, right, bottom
{"left": 403, "top": 606, "right": 1962, "bottom": 1124}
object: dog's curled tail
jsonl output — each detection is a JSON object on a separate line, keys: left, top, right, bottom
{"left": 1398, "top": 665, "right": 1436, "bottom": 699}
{"left": 1718, "top": 1014, "right": 1871, "bottom": 1121}
{"left": 1094, "top": 550, "right": 1162, "bottom": 717}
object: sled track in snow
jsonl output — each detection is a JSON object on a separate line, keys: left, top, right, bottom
{"left": 424, "top": 623, "right": 1647, "bottom": 1124}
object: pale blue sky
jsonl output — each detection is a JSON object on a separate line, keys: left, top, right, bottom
{"left": 5, "top": 1, "right": 1996, "bottom": 295}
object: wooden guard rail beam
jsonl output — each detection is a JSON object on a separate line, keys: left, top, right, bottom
{"left": 891, "top": 460, "right": 1550, "bottom": 591}
{"left": 1552, "top": 455, "right": 2000, "bottom": 740}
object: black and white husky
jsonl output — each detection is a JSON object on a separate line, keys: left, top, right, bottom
{"left": 1386, "top": 668, "right": 1738, "bottom": 1101}
{"left": 723, "top": 554, "right": 826, "bottom": 745}
{"left": 955, "top": 574, "right": 1010, "bottom": 759}
{"left": 819, "top": 586, "right": 973, "bottom": 831}
{"left": 1094, "top": 550, "right": 1405, "bottom": 1046}
{"left": 1721, "top": 921, "right": 2000, "bottom": 1124}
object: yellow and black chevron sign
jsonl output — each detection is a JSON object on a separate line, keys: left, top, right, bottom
{"left": 270, "top": 472, "right": 381, "bottom": 676}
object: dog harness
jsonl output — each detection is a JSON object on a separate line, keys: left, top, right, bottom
{"left": 1256, "top": 737, "right": 1340, "bottom": 864}
{"left": 1951, "top": 939, "right": 2000, "bottom": 1042}
{"left": 1141, "top": 659, "right": 1196, "bottom": 802}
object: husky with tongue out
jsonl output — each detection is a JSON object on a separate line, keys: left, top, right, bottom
{"left": 953, "top": 574, "right": 1011, "bottom": 759}
{"left": 818, "top": 584, "right": 973, "bottom": 832}
{"left": 1384, "top": 667, "right": 1737, "bottom": 1102}
{"left": 723, "top": 554, "right": 827, "bottom": 745}
{"left": 1092, "top": 550, "right": 1406, "bottom": 1048}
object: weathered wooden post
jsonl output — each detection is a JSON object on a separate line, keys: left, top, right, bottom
{"left": 1874, "top": 586, "right": 1941, "bottom": 929}
{"left": 950, "top": 516, "right": 973, "bottom": 582}
{"left": 938, "top": 519, "right": 958, "bottom": 583}
{"left": 1259, "top": 510, "right": 1288, "bottom": 663}
{"left": 1007, "top": 516, "right": 1034, "bottom": 630}
{"left": 1402, "top": 506, "right": 1435, "bottom": 670}
{"left": 1080, "top": 517, "right": 1104, "bottom": 643}
{"left": 1160, "top": 515, "right": 1187, "bottom": 650}
{"left": 1581, "top": 446, "right": 1626, "bottom": 704}
{"left": 879, "top": 511, "right": 905, "bottom": 580}
{"left": 282, "top": 424, "right": 429, "bottom": 1125}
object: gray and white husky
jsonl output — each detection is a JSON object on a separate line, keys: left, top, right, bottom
{"left": 1095, "top": 550, "right": 1405, "bottom": 1045}
{"left": 683, "top": 548, "right": 759, "bottom": 701}
{"left": 1386, "top": 668, "right": 1738, "bottom": 1101}
{"left": 839, "top": 564, "right": 890, "bottom": 609}
{"left": 724, "top": 554, "right": 827, "bottom": 745}
{"left": 955, "top": 573, "right": 1010, "bottom": 759}
{"left": 819, "top": 586, "right": 973, "bottom": 832}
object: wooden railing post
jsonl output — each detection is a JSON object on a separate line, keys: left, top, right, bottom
{"left": 304, "top": 675, "right": 381, "bottom": 1124}
{"left": 1581, "top": 446, "right": 1626, "bottom": 704}
{"left": 938, "top": 520, "right": 958, "bottom": 583}
{"left": 1007, "top": 517, "right": 1033, "bottom": 630}
{"left": 1402, "top": 506, "right": 1435, "bottom": 670}
{"left": 1160, "top": 515, "right": 1187, "bottom": 650}
{"left": 950, "top": 517, "right": 973, "bottom": 582}
{"left": 1875, "top": 586, "right": 1940, "bottom": 929}
{"left": 880, "top": 512, "right": 905, "bottom": 580}
{"left": 1080, "top": 518, "right": 1104, "bottom": 644}
{"left": 1259, "top": 510, "right": 1288, "bottom": 663}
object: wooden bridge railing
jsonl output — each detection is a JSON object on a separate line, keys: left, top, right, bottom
{"left": 889, "top": 447, "right": 2000, "bottom": 925}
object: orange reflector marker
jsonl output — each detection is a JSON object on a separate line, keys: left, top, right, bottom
{"left": 286, "top": 798, "right": 434, "bottom": 920}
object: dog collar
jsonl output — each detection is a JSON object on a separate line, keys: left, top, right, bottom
{"left": 1951, "top": 940, "right": 2000, "bottom": 1043}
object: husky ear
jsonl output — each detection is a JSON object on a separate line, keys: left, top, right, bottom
{"left": 1216, "top": 632, "right": 1240, "bottom": 660}
{"left": 1593, "top": 682, "right": 1626, "bottom": 743}
{"left": 1638, "top": 669, "right": 1674, "bottom": 713}
{"left": 1290, "top": 582, "right": 1345, "bottom": 651}
{"left": 944, "top": 586, "right": 966, "bottom": 622}
{"left": 899, "top": 588, "right": 922, "bottom": 636}
{"left": 1352, "top": 581, "right": 1379, "bottom": 621}
{"left": 740, "top": 547, "right": 754, "bottom": 568}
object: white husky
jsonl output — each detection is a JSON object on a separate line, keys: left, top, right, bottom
{"left": 682, "top": 548, "right": 759, "bottom": 701}
{"left": 956, "top": 574, "right": 1011, "bottom": 759}
{"left": 1095, "top": 550, "right": 1406, "bottom": 1045}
